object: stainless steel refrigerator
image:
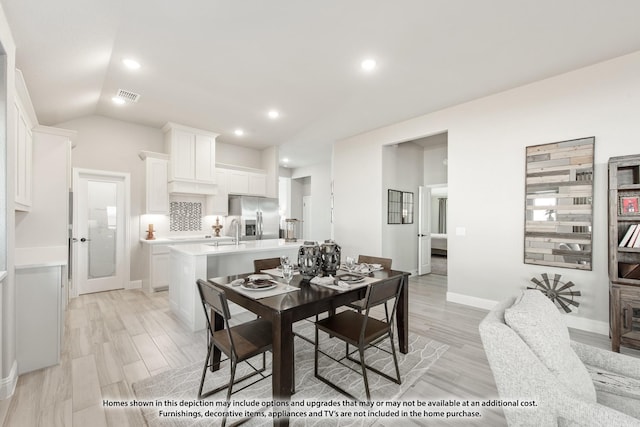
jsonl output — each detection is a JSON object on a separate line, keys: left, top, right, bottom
{"left": 228, "top": 195, "right": 280, "bottom": 240}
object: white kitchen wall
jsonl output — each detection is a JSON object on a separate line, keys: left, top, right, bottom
{"left": 333, "top": 50, "right": 640, "bottom": 333}
{"left": 216, "top": 142, "right": 261, "bottom": 168}
{"left": 15, "top": 128, "right": 73, "bottom": 248}
{"left": 55, "top": 115, "right": 164, "bottom": 282}
{"left": 0, "top": 6, "right": 19, "bottom": 408}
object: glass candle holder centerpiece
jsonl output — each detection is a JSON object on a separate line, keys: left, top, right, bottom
{"left": 298, "top": 241, "right": 321, "bottom": 280}
{"left": 285, "top": 219, "right": 301, "bottom": 242}
{"left": 320, "top": 239, "right": 341, "bottom": 275}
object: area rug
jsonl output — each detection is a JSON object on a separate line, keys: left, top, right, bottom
{"left": 132, "top": 322, "right": 448, "bottom": 426}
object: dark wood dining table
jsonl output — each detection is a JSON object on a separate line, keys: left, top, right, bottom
{"left": 207, "top": 268, "right": 410, "bottom": 427}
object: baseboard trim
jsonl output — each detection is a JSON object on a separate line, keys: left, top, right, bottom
{"left": 564, "top": 316, "right": 609, "bottom": 335}
{"left": 128, "top": 280, "right": 142, "bottom": 290}
{"left": 0, "top": 360, "right": 18, "bottom": 400}
{"left": 446, "top": 292, "right": 609, "bottom": 335}
{"left": 447, "top": 291, "right": 497, "bottom": 310}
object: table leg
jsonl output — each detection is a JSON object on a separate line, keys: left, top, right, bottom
{"left": 210, "top": 309, "right": 223, "bottom": 371}
{"left": 396, "top": 274, "right": 409, "bottom": 354}
{"left": 272, "top": 312, "right": 294, "bottom": 426}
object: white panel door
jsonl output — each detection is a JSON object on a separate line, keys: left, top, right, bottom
{"left": 74, "top": 169, "right": 130, "bottom": 295}
{"left": 418, "top": 186, "right": 432, "bottom": 275}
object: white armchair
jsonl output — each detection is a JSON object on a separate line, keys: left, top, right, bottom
{"left": 479, "top": 290, "right": 640, "bottom": 426}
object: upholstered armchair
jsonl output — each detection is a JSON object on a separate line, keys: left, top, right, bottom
{"left": 479, "top": 290, "right": 640, "bottom": 426}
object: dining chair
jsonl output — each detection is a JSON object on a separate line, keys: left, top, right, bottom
{"left": 314, "top": 275, "right": 403, "bottom": 401}
{"left": 357, "top": 255, "right": 392, "bottom": 271}
{"left": 196, "top": 279, "right": 272, "bottom": 426}
{"left": 253, "top": 257, "right": 282, "bottom": 273}
{"left": 345, "top": 255, "right": 393, "bottom": 318}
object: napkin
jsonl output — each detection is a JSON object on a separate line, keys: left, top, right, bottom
{"left": 310, "top": 275, "right": 350, "bottom": 289}
{"left": 310, "top": 275, "right": 334, "bottom": 285}
{"left": 248, "top": 274, "right": 272, "bottom": 281}
{"left": 351, "top": 263, "right": 382, "bottom": 274}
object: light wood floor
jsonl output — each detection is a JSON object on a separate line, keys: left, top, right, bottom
{"left": 3, "top": 273, "right": 635, "bottom": 426}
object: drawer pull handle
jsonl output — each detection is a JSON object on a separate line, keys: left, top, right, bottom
{"left": 623, "top": 308, "right": 628, "bottom": 329}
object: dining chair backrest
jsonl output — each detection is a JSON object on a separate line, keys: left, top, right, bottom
{"left": 253, "top": 257, "right": 282, "bottom": 273}
{"left": 197, "top": 279, "right": 231, "bottom": 323}
{"left": 358, "top": 255, "right": 392, "bottom": 271}
{"left": 363, "top": 276, "right": 403, "bottom": 319}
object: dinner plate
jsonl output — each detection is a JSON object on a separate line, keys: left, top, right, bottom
{"left": 335, "top": 273, "right": 365, "bottom": 284}
{"left": 241, "top": 280, "right": 277, "bottom": 291}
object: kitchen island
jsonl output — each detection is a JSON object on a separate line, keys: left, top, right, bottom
{"left": 169, "top": 239, "right": 301, "bottom": 331}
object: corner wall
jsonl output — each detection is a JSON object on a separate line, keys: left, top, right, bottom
{"left": 333, "top": 50, "right": 640, "bottom": 333}
{"left": 55, "top": 115, "right": 164, "bottom": 282}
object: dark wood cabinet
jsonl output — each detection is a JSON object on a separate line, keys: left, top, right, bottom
{"left": 608, "top": 155, "right": 640, "bottom": 352}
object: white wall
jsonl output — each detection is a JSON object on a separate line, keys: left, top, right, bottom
{"left": 423, "top": 141, "right": 448, "bottom": 185}
{"left": 0, "top": 2, "right": 18, "bottom": 406}
{"left": 15, "top": 128, "right": 73, "bottom": 248}
{"left": 216, "top": 141, "right": 262, "bottom": 168}
{"left": 55, "top": 115, "right": 164, "bottom": 282}
{"left": 381, "top": 143, "right": 423, "bottom": 273}
{"left": 334, "top": 50, "right": 640, "bottom": 333}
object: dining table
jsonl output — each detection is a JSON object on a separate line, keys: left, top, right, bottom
{"left": 207, "top": 267, "right": 410, "bottom": 427}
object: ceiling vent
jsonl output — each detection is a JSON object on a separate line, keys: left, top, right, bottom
{"left": 116, "top": 89, "right": 141, "bottom": 103}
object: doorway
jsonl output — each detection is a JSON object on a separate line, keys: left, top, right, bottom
{"left": 72, "top": 169, "right": 130, "bottom": 295}
{"left": 302, "top": 196, "right": 312, "bottom": 240}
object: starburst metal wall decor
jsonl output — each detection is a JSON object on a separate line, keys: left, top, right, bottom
{"left": 528, "top": 273, "right": 581, "bottom": 313}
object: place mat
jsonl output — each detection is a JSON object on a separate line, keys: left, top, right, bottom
{"left": 216, "top": 280, "right": 299, "bottom": 299}
{"left": 261, "top": 267, "right": 301, "bottom": 278}
{"left": 309, "top": 274, "right": 376, "bottom": 292}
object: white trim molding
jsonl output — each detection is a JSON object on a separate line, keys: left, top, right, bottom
{"left": 446, "top": 292, "right": 609, "bottom": 335}
{"left": 0, "top": 360, "right": 18, "bottom": 400}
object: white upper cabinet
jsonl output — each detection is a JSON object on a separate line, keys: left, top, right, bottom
{"left": 195, "top": 134, "right": 216, "bottom": 182}
{"left": 163, "top": 122, "right": 218, "bottom": 194}
{"left": 15, "top": 70, "right": 37, "bottom": 211}
{"left": 139, "top": 151, "right": 169, "bottom": 214}
{"left": 205, "top": 169, "right": 229, "bottom": 216}
{"left": 219, "top": 168, "right": 267, "bottom": 197}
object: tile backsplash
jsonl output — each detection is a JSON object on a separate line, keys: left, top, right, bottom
{"left": 170, "top": 201, "right": 202, "bottom": 232}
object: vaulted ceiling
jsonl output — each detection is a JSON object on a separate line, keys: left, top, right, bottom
{"left": 2, "top": 0, "right": 640, "bottom": 167}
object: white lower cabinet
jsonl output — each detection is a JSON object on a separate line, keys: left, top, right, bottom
{"left": 143, "top": 244, "right": 170, "bottom": 292}
{"left": 16, "top": 265, "right": 65, "bottom": 374}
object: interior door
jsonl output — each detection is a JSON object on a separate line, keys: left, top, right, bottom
{"left": 418, "top": 186, "right": 432, "bottom": 275}
{"left": 73, "top": 169, "right": 130, "bottom": 295}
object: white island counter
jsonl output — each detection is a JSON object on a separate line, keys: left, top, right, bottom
{"left": 169, "top": 239, "right": 301, "bottom": 331}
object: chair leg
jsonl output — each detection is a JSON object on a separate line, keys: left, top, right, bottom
{"left": 389, "top": 333, "right": 401, "bottom": 384}
{"left": 222, "top": 360, "right": 238, "bottom": 427}
{"left": 198, "top": 342, "right": 214, "bottom": 399}
{"left": 358, "top": 346, "right": 371, "bottom": 402}
{"left": 346, "top": 307, "right": 362, "bottom": 356}
{"left": 314, "top": 327, "right": 319, "bottom": 377}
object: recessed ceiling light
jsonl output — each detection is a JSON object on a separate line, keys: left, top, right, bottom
{"left": 234, "top": 129, "right": 244, "bottom": 136}
{"left": 123, "top": 58, "right": 141, "bottom": 70}
{"left": 112, "top": 96, "right": 126, "bottom": 105}
{"left": 282, "top": 158, "right": 289, "bottom": 163}
{"left": 268, "top": 110, "right": 280, "bottom": 119}
{"left": 361, "top": 58, "right": 377, "bottom": 72}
